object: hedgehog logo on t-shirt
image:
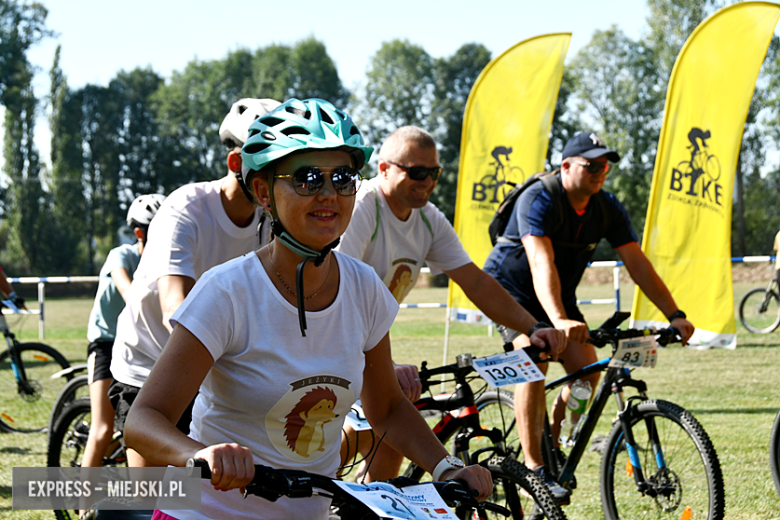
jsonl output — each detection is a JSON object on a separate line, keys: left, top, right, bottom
{"left": 283, "top": 386, "right": 338, "bottom": 458}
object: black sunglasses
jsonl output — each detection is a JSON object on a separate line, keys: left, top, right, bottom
{"left": 386, "top": 160, "right": 442, "bottom": 181}
{"left": 573, "top": 159, "right": 610, "bottom": 174}
{"left": 275, "top": 166, "right": 362, "bottom": 196}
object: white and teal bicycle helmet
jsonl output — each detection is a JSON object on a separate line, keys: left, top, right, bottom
{"left": 241, "top": 98, "right": 373, "bottom": 336}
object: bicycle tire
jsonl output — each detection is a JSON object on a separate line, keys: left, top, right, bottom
{"left": 0, "top": 342, "right": 71, "bottom": 433}
{"left": 483, "top": 455, "right": 567, "bottom": 520}
{"left": 770, "top": 409, "right": 780, "bottom": 499}
{"left": 739, "top": 288, "right": 780, "bottom": 333}
{"left": 600, "top": 399, "right": 724, "bottom": 520}
{"left": 47, "top": 374, "right": 90, "bottom": 443}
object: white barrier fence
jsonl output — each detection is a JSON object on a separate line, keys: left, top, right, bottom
{"left": 7, "top": 256, "right": 777, "bottom": 339}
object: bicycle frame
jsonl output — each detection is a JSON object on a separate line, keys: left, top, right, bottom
{"left": 414, "top": 376, "right": 506, "bottom": 465}
{"left": 0, "top": 309, "right": 35, "bottom": 395}
{"left": 760, "top": 279, "right": 779, "bottom": 311}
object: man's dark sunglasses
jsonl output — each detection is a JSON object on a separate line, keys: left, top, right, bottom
{"left": 386, "top": 160, "right": 443, "bottom": 181}
{"left": 573, "top": 159, "right": 610, "bottom": 174}
{"left": 276, "top": 166, "right": 362, "bottom": 196}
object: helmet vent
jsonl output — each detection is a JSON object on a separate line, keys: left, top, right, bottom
{"left": 281, "top": 127, "right": 311, "bottom": 137}
{"left": 349, "top": 126, "right": 360, "bottom": 136}
{"left": 244, "top": 142, "right": 271, "bottom": 154}
{"left": 238, "top": 105, "right": 247, "bottom": 114}
{"left": 248, "top": 129, "right": 260, "bottom": 138}
{"left": 286, "top": 106, "right": 312, "bottom": 119}
{"left": 261, "top": 131, "right": 276, "bottom": 141}
{"left": 260, "top": 116, "right": 284, "bottom": 127}
{"left": 319, "top": 108, "right": 334, "bottom": 124}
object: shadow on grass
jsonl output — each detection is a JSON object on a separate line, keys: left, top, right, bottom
{"left": 0, "top": 483, "right": 10, "bottom": 504}
{"left": 688, "top": 407, "right": 778, "bottom": 415}
{"left": 0, "top": 446, "right": 29, "bottom": 455}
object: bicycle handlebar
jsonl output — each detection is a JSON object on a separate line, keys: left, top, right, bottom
{"left": 186, "top": 458, "right": 509, "bottom": 517}
{"left": 588, "top": 327, "right": 682, "bottom": 348}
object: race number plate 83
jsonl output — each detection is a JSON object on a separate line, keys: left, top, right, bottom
{"left": 608, "top": 336, "right": 658, "bottom": 369}
{"left": 473, "top": 350, "right": 544, "bottom": 388}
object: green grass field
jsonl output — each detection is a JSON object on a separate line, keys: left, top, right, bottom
{"left": 1, "top": 281, "right": 779, "bottom": 519}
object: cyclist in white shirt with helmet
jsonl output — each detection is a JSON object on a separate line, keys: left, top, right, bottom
{"left": 110, "top": 98, "right": 280, "bottom": 468}
{"left": 125, "top": 98, "right": 492, "bottom": 520}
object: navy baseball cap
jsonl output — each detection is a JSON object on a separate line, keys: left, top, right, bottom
{"left": 562, "top": 132, "right": 620, "bottom": 162}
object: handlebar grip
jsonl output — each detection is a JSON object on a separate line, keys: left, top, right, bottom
{"left": 522, "top": 345, "right": 547, "bottom": 363}
{"left": 186, "top": 458, "right": 211, "bottom": 479}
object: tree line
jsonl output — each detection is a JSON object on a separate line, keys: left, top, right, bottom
{"left": 2, "top": 0, "right": 779, "bottom": 276}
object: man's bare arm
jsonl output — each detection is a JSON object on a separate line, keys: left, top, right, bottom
{"left": 523, "top": 235, "right": 589, "bottom": 343}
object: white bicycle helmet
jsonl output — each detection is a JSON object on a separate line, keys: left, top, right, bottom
{"left": 219, "top": 98, "right": 282, "bottom": 149}
{"left": 126, "top": 194, "right": 166, "bottom": 228}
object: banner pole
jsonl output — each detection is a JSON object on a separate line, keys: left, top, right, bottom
{"left": 441, "top": 306, "right": 451, "bottom": 392}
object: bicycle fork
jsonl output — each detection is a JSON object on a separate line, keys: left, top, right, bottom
{"left": 613, "top": 374, "right": 666, "bottom": 497}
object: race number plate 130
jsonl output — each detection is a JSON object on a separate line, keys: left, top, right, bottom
{"left": 608, "top": 336, "right": 658, "bottom": 369}
{"left": 473, "top": 350, "right": 545, "bottom": 388}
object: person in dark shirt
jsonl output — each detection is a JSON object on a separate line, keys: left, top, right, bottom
{"left": 484, "top": 131, "right": 695, "bottom": 501}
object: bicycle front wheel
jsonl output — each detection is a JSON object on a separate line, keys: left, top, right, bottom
{"left": 600, "top": 399, "right": 724, "bottom": 520}
{"left": 0, "top": 342, "right": 71, "bottom": 433}
{"left": 474, "top": 389, "right": 519, "bottom": 457}
{"left": 47, "top": 374, "right": 90, "bottom": 443}
{"left": 770, "top": 409, "right": 780, "bottom": 499}
{"left": 484, "top": 455, "right": 567, "bottom": 520}
{"left": 739, "top": 288, "right": 780, "bottom": 333}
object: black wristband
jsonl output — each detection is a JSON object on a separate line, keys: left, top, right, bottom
{"left": 527, "top": 321, "right": 552, "bottom": 336}
{"left": 667, "top": 310, "right": 686, "bottom": 321}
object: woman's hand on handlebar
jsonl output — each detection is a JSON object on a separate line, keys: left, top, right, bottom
{"left": 528, "top": 327, "right": 567, "bottom": 362}
{"left": 670, "top": 317, "right": 695, "bottom": 346}
{"left": 394, "top": 363, "right": 422, "bottom": 402}
{"left": 193, "top": 443, "right": 255, "bottom": 493}
{"left": 440, "top": 465, "right": 493, "bottom": 502}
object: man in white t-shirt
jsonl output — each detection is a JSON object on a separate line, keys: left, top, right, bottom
{"left": 337, "top": 126, "right": 566, "bottom": 480}
{"left": 109, "top": 98, "right": 280, "bottom": 467}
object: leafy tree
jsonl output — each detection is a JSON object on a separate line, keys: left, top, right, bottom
{"left": 428, "top": 43, "right": 491, "bottom": 221}
{"left": 355, "top": 39, "right": 435, "bottom": 150}
{"left": 567, "top": 26, "right": 664, "bottom": 239}
{"left": 0, "top": 0, "right": 50, "bottom": 105}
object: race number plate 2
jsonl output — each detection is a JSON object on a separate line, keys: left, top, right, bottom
{"left": 473, "top": 350, "right": 544, "bottom": 388}
{"left": 609, "top": 336, "right": 658, "bottom": 369}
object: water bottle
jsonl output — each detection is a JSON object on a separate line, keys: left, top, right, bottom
{"left": 559, "top": 379, "right": 592, "bottom": 447}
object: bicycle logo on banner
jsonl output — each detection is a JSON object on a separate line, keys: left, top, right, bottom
{"left": 470, "top": 145, "right": 525, "bottom": 209}
{"left": 667, "top": 127, "right": 725, "bottom": 216}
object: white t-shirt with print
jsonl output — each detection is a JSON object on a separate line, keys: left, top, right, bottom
{"left": 163, "top": 251, "right": 398, "bottom": 520}
{"left": 111, "top": 178, "right": 271, "bottom": 387}
{"left": 337, "top": 177, "right": 471, "bottom": 302}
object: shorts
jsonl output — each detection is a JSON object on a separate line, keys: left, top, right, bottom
{"left": 87, "top": 340, "right": 114, "bottom": 385}
{"left": 497, "top": 300, "right": 584, "bottom": 346}
{"left": 109, "top": 381, "right": 195, "bottom": 442}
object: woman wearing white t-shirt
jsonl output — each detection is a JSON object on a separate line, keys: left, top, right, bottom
{"left": 124, "top": 99, "right": 491, "bottom": 520}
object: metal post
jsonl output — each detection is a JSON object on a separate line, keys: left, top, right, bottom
{"left": 441, "top": 307, "right": 451, "bottom": 393}
{"left": 38, "top": 282, "right": 45, "bottom": 339}
{"left": 613, "top": 266, "right": 621, "bottom": 311}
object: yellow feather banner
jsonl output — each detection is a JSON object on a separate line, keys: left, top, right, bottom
{"left": 631, "top": 2, "right": 780, "bottom": 348}
{"left": 448, "top": 33, "right": 571, "bottom": 324}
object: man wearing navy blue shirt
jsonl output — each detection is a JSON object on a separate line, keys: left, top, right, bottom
{"left": 484, "top": 131, "right": 695, "bottom": 501}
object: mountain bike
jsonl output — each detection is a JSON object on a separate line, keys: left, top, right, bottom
{"left": 47, "top": 396, "right": 127, "bottom": 520}
{"left": 189, "top": 457, "right": 510, "bottom": 520}
{"left": 0, "top": 299, "right": 73, "bottom": 432}
{"left": 480, "top": 312, "right": 725, "bottom": 520}
{"left": 739, "top": 277, "right": 780, "bottom": 333}
{"left": 356, "top": 353, "right": 567, "bottom": 519}
{"left": 770, "top": 408, "right": 780, "bottom": 499}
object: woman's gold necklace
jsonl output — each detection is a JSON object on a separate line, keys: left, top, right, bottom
{"left": 274, "top": 253, "right": 333, "bottom": 300}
